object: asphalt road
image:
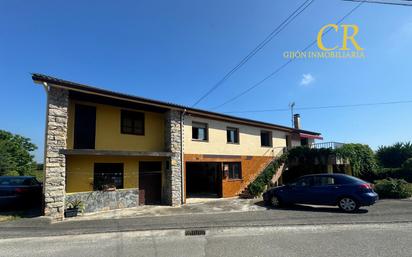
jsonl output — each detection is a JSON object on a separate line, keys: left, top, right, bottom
{"left": 1, "top": 199, "right": 412, "bottom": 239}
{"left": 1, "top": 223, "right": 411, "bottom": 257}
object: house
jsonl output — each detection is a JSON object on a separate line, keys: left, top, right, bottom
{"left": 32, "top": 73, "right": 322, "bottom": 220}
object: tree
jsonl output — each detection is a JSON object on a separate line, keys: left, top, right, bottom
{"left": 335, "top": 143, "right": 378, "bottom": 178}
{"left": 0, "top": 130, "right": 37, "bottom": 176}
{"left": 376, "top": 142, "right": 412, "bottom": 168}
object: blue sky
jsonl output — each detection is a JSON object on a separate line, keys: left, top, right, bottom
{"left": 0, "top": 0, "right": 411, "bottom": 162}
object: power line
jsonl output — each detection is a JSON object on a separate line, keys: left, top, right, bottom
{"left": 210, "top": 0, "right": 366, "bottom": 110}
{"left": 343, "top": 0, "right": 412, "bottom": 7}
{"left": 191, "top": 0, "right": 315, "bottom": 107}
{"left": 223, "top": 100, "right": 412, "bottom": 114}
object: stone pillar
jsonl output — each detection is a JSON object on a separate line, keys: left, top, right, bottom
{"left": 327, "top": 164, "right": 334, "bottom": 174}
{"left": 164, "top": 110, "right": 182, "bottom": 206}
{"left": 43, "top": 86, "right": 69, "bottom": 220}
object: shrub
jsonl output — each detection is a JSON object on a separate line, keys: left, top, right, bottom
{"left": 247, "top": 154, "right": 287, "bottom": 197}
{"left": 374, "top": 178, "right": 412, "bottom": 199}
{"left": 402, "top": 158, "right": 412, "bottom": 170}
{"left": 373, "top": 167, "right": 412, "bottom": 183}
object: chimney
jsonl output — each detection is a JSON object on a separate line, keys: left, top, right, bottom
{"left": 293, "top": 114, "right": 301, "bottom": 129}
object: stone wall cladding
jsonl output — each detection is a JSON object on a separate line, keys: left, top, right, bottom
{"left": 66, "top": 189, "right": 138, "bottom": 213}
{"left": 164, "top": 110, "right": 182, "bottom": 206}
{"left": 44, "top": 86, "right": 69, "bottom": 220}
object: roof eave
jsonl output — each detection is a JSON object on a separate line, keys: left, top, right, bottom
{"left": 32, "top": 73, "right": 322, "bottom": 136}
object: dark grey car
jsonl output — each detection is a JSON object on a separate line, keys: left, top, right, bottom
{"left": 0, "top": 176, "right": 42, "bottom": 208}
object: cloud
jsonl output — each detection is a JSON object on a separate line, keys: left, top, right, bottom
{"left": 300, "top": 73, "right": 315, "bottom": 86}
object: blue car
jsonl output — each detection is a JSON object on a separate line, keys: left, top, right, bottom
{"left": 263, "top": 174, "right": 378, "bottom": 212}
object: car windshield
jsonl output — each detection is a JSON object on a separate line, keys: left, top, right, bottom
{"left": 0, "top": 177, "right": 36, "bottom": 186}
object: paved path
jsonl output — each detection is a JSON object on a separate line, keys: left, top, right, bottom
{"left": 0, "top": 199, "right": 411, "bottom": 239}
{"left": 1, "top": 223, "right": 411, "bottom": 257}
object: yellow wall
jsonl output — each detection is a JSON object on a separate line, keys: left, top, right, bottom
{"left": 67, "top": 100, "right": 165, "bottom": 151}
{"left": 184, "top": 116, "right": 288, "bottom": 157}
{"left": 66, "top": 155, "right": 166, "bottom": 193}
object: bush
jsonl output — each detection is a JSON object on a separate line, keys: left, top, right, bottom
{"left": 374, "top": 178, "right": 412, "bottom": 199}
{"left": 372, "top": 167, "right": 412, "bottom": 183}
{"left": 247, "top": 154, "right": 287, "bottom": 197}
{"left": 402, "top": 158, "right": 412, "bottom": 170}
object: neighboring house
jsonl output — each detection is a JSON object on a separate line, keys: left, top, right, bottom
{"left": 32, "top": 74, "right": 322, "bottom": 220}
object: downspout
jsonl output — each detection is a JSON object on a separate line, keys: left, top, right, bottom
{"left": 180, "top": 109, "right": 186, "bottom": 204}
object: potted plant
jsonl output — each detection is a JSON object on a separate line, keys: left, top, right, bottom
{"left": 102, "top": 183, "right": 117, "bottom": 192}
{"left": 64, "top": 199, "right": 85, "bottom": 218}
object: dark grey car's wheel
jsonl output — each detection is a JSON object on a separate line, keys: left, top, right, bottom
{"left": 270, "top": 195, "right": 281, "bottom": 208}
{"left": 338, "top": 197, "right": 359, "bottom": 212}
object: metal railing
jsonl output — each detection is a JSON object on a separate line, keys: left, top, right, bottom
{"left": 309, "top": 142, "right": 345, "bottom": 149}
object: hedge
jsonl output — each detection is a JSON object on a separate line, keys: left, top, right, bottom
{"left": 247, "top": 154, "right": 287, "bottom": 197}
{"left": 374, "top": 178, "right": 412, "bottom": 199}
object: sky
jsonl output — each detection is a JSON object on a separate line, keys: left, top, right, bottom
{"left": 0, "top": 0, "right": 411, "bottom": 162}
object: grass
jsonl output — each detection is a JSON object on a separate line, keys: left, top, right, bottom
{"left": 0, "top": 211, "right": 25, "bottom": 222}
{"left": 0, "top": 207, "right": 42, "bottom": 223}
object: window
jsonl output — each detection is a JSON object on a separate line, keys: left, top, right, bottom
{"left": 223, "top": 162, "right": 242, "bottom": 180}
{"left": 93, "top": 163, "right": 124, "bottom": 190}
{"left": 260, "top": 130, "right": 272, "bottom": 147}
{"left": 313, "top": 176, "right": 335, "bottom": 186}
{"left": 74, "top": 104, "right": 96, "bottom": 149}
{"left": 301, "top": 138, "right": 309, "bottom": 146}
{"left": 227, "top": 127, "right": 239, "bottom": 144}
{"left": 285, "top": 135, "right": 291, "bottom": 149}
{"left": 292, "top": 177, "right": 313, "bottom": 187}
{"left": 192, "top": 122, "right": 208, "bottom": 141}
{"left": 121, "top": 110, "right": 144, "bottom": 135}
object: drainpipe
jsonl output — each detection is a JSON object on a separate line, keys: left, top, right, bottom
{"left": 180, "top": 109, "right": 186, "bottom": 204}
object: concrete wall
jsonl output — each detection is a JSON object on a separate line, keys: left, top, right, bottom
{"left": 66, "top": 189, "right": 138, "bottom": 213}
{"left": 184, "top": 115, "right": 287, "bottom": 157}
{"left": 67, "top": 100, "right": 165, "bottom": 151}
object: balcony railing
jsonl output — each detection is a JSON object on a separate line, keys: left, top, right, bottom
{"left": 309, "top": 142, "right": 345, "bottom": 150}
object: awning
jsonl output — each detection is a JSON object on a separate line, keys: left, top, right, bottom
{"left": 299, "top": 133, "right": 323, "bottom": 140}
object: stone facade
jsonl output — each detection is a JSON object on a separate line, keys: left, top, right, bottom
{"left": 43, "top": 86, "right": 69, "bottom": 220}
{"left": 164, "top": 110, "right": 183, "bottom": 206}
{"left": 66, "top": 189, "right": 138, "bottom": 213}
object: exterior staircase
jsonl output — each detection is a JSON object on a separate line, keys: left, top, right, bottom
{"left": 238, "top": 158, "right": 286, "bottom": 198}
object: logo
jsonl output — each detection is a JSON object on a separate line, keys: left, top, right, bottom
{"left": 284, "top": 24, "right": 365, "bottom": 59}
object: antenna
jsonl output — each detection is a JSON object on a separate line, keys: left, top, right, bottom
{"left": 289, "top": 102, "right": 295, "bottom": 127}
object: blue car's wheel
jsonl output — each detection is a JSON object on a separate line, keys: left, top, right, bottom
{"left": 270, "top": 195, "right": 282, "bottom": 208}
{"left": 338, "top": 197, "right": 359, "bottom": 212}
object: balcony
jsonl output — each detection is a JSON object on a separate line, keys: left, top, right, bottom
{"left": 309, "top": 142, "right": 345, "bottom": 150}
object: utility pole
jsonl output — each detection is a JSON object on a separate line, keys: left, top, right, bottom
{"left": 289, "top": 102, "right": 295, "bottom": 127}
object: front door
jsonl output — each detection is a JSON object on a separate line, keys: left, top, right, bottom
{"left": 139, "top": 161, "right": 162, "bottom": 205}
